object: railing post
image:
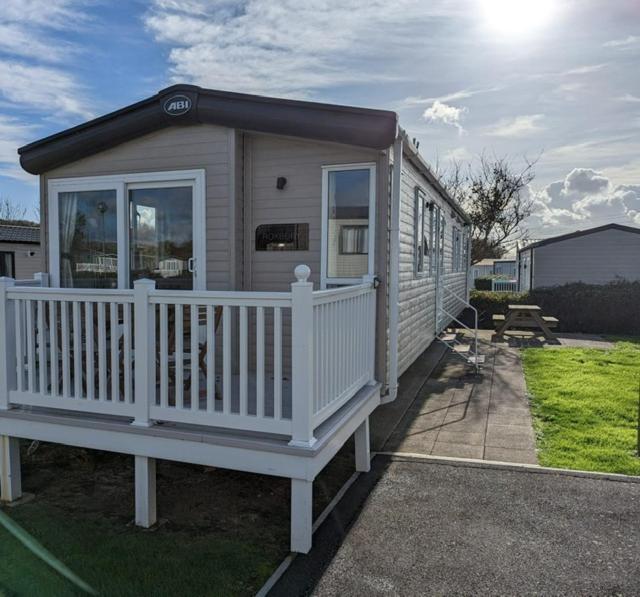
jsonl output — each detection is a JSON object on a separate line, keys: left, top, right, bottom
{"left": 0, "top": 278, "right": 16, "bottom": 411}
{"left": 289, "top": 265, "right": 316, "bottom": 448}
{"left": 33, "top": 272, "right": 49, "bottom": 287}
{"left": 362, "top": 274, "right": 377, "bottom": 384}
{"left": 133, "top": 279, "right": 156, "bottom": 427}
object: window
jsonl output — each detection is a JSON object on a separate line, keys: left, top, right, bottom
{"left": 439, "top": 213, "right": 446, "bottom": 272}
{"left": 430, "top": 205, "right": 439, "bottom": 275}
{"left": 0, "top": 251, "right": 14, "bottom": 277}
{"left": 322, "top": 163, "right": 376, "bottom": 285}
{"left": 414, "top": 188, "right": 432, "bottom": 276}
{"left": 462, "top": 229, "right": 469, "bottom": 270}
{"left": 452, "top": 226, "right": 462, "bottom": 272}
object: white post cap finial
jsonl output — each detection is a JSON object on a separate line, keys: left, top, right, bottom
{"left": 294, "top": 264, "right": 311, "bottom": 283}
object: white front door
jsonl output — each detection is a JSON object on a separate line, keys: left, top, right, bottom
{"left": 48, "top": 170, "right": 206, "bottom": 290}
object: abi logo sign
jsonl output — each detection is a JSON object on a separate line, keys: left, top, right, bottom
{"left": 163, "top": 95, "right": 192, "bottom": 116}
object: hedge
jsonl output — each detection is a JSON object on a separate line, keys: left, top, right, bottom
{"left": 468, "top": 281, "right": 640, "bottom": 335}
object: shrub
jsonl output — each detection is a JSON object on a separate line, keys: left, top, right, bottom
{"left": 474, "top": 277, "right": 494, "bottom": 291}
{"left": 469, "top": 281, "right": 640, "bottom": 334}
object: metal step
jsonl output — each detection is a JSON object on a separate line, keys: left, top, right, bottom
{"left": 439, "top": 333, "right": 457, "bottom": 343}
{"left": 452, "top": 344, "right": 471, "bottom": 354}
{"left": 467, "top": 354, "right": 486, "bottom": 365}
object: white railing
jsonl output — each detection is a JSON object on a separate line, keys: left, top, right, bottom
{"left": 0, "top": 267, "right": 377, "bottom": 446}
{"left": 491, "top": 279, "right": 518, "bottom": 293}
{"left": 311, "top": 279, "right": 376, "bottom": 427}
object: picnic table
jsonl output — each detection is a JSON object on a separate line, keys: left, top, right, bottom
{"left": 493, "top": 304, "right": 559, "bottom": 341}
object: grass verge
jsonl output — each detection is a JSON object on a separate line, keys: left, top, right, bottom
{"left": 522, "top": 339, "right": 640, "bottom": 475}
{"left": 0, "top": 441, "right": 355, "bottom": 596}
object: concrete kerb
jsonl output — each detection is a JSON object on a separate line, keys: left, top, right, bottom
{"left": 376, "top": 451, "right": 640, "bottom": 484}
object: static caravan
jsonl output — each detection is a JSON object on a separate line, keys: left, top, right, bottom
{"left": 0, "top": 85, "right": 471, "bottom": 553}
{"left": 518, "top": 223, "right": 640, "bottom": 291}
{"left": 0, "top": 224, "right": 42, "bottom": 280}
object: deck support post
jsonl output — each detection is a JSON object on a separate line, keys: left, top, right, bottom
{"left": 291, "top": 478, "right": 313, "bottom": 553}
{"left": 0, "top": 435, "right": 22, "bottom": 502}
{"left": 134, "top": 455, "right": 156, "bottom": 528}
{"left": 354, "top": 417, "right": 371, "bottom": 473}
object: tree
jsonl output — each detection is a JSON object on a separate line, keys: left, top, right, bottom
{"left": 439, "top": 153, "right": 536, "bottom": 264}
{"left": 0, "top": 197, "right": 38, "bottom": 226}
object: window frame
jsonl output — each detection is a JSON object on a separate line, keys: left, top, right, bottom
{"left": 47, "top": 169, "right": 206, "bottom": 289}
{"left": 414, "top": 187, "right": 435, "bottom": 278}
{"left": 320, "top": 162, "right": 376, "bottom": 288}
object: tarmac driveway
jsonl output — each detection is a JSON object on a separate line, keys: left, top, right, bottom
{"left": 274, "top": 455, "right": 640, "bottom": 596}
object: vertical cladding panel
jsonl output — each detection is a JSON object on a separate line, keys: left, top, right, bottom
{"left": 532, "top": 228, "right": 640, "bottom": 288}
{"left": 40, "top": 125, "right": 233, "bottom": 290}
{"left": 397, "top": 156, "right": 468, "bottom": 376}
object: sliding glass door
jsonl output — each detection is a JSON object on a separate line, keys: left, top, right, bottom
{"left": 128, "top": 185, "right": 194, "bottom": 290}
{"left": 49, "top": 170, "right": 206, "bottom": 290}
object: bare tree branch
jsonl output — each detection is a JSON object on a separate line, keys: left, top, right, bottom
{"left": 438, "top": 152, "right": 538, "bottom": 264}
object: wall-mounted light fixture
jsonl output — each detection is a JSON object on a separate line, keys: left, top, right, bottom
{"left": 276, "top": 176, "right": 287, "bottom": 190}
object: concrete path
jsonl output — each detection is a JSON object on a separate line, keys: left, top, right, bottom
{"left": 384, "top": 339, "right": 537, "bottom": 464}
{"left": 309, "top": 457, "right": 640, "bottom": 596}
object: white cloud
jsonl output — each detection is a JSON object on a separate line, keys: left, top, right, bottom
{"left": 0, "top": 62, "right": 93, "bottom": 120}
{"left": 564, "top": 63, "right": 607, "bottom": 75}
{"left": 485, "top": 114, "right": 544, "bottom": 137}
{"left": 0, "top": 1, "right": 93, "bottom": 122}
{"left": 401, "top": 86, "right": 501, "bottom": 107}
{"left": 616, "top": 93, "right": 640, "bottom": 103}
{"left": 603, "top": 35, "right": 640, "bottom": 49}
{"left": 0, "top": 115, "right": 39, "bottom": 182}
{"left": 527, "top": 168, "right": 640, "bottom": 235}
{"left": 423, "top": 101, "right": 467, "bottom": 133}
{"left": 564, "top": 167, "right": 610, "bottom": 195}
{"left": 143, "top": 0, "right": 469, "bottom": 96}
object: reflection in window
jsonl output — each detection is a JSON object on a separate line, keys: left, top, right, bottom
{"left": 326, "top": 168, "right": 371, "bottom": 279}
{"left": 339, "top": 225, "right": 368, "bottom": 255}
{"left": 58, "top": 190, "right": 118, "bottom": 288}
{"left": 129, "top": 186, "right": 193, "bottom": 290}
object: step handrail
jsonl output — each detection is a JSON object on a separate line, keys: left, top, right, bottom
{"left": 439, "top": 286, "right": 479, "bottom": 370}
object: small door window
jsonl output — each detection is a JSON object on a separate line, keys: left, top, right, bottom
{"left": 322, "top": 163, "right": 376, "bottom": 286}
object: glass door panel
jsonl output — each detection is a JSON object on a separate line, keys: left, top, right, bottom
{"left": 58, "top": 189, "right": 118, "bottom": 288}
{"left": 128, "top": 186, "right": 194, "bottom": 290}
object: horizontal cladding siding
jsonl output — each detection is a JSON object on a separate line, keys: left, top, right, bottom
{"left": 0, "top": 241, "right": 43, "bottom": 280}
{"left": 534, "top": 229, "right": 640, "bottom": 287}
{"left": 42, "top": 125, "right": 233, "bottom": 290}
{"left": 397, "top": 157, "right": 468, "bottom": 376}
{"left": 247, "top": 133, "right": 378, "bottom": 291}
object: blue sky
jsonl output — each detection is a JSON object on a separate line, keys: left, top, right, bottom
{"left": 1, "top": 0, "right": 639, "bottom": 237}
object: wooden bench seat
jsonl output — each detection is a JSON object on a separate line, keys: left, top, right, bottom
{"left": 493, "top": 313, "right": 559, "bottom": 329}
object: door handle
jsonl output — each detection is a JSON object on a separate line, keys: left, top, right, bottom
{"left": 187, "top": 257, "right": 195, "bottom": 273}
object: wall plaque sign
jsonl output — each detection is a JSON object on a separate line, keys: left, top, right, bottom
{"left": 255, "top": 223, "right": 309, "bottom": 251}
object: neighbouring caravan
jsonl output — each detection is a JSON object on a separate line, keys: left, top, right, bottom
{"left": 0, "top": 85, "right": 471, "bottom": 553}
{"left": 0, "top": 224, "right": 42, "bottom": 280}
{"left": 518, "top": 223, "right": 640, "bottom": 290}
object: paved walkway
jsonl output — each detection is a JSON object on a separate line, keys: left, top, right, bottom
{"left": 309, "top": 457, "right": 640, "bottom": 596}
{"left": 383, "top": 338, "right": 538, "bottom": 464}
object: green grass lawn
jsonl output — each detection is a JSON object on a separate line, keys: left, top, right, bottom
{"left": 522, "top": 339, "right": 640, "bottom": 476}
{"left": 0, "top": 502, "right": 281, "bottom": 597}
{"left": 0, "top": 442, "right": 355, "bottom": 596}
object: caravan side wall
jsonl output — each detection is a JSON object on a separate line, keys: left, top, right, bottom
{"left": 532, "top": 229, "right": 640, "bottom": 288}
{"left": 397, "top": 156, "right": 468, "bottom": 376}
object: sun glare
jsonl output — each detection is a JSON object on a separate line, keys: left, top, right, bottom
{"left": 481, "top": 0, "right": 555, "bottom": 35}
